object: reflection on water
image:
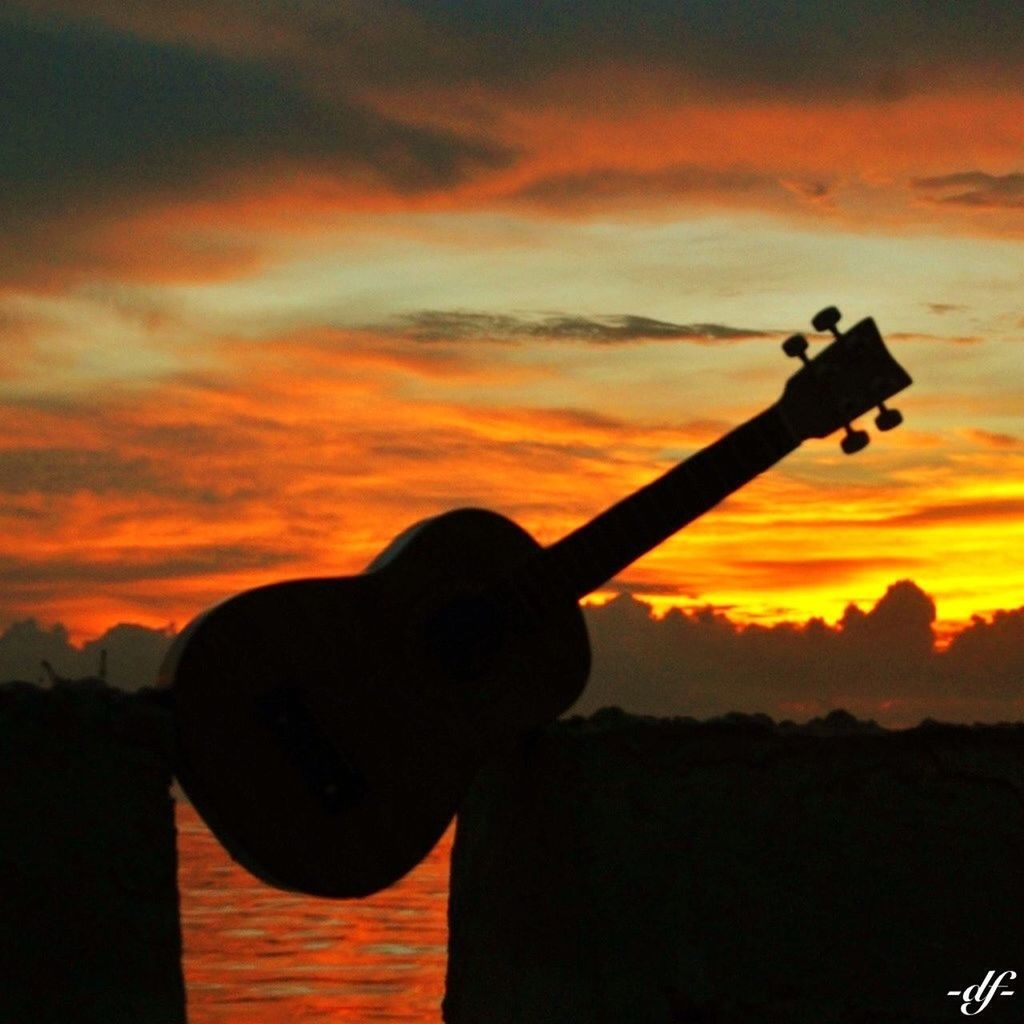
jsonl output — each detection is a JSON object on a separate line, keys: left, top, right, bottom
{"left": 176, "top": 801, "right": 450, "bottom": 1022}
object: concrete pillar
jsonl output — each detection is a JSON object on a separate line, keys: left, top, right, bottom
{"left": 0, "top": 681, "right": 186, "bottom": 1023}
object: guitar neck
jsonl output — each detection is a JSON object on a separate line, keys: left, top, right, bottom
{"left": 544, "top": 403, "right": 799, "bottom": 600}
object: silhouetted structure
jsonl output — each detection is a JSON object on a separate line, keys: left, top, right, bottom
{"left": 0, "top": 680, "right": 185, "bottom": 1023}
{"left": 445, "top": 709, "right": 1024, "bottom": 1023}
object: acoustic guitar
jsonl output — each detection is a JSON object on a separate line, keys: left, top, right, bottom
{"left": 161, "top": 306, "right": 912, "bottom": 897}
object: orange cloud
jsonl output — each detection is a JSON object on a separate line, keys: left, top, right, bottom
{"left": 440, "top": 87, "right": 1024, "bottom": 235}
{"left": 914, "top": 171, "right": 1024, "bottom": 209}
{"left": 962, "top": 428, "right": 1023, "bottom": 450}
{"left": 0, "top": 316, "right": 1017, "bottom": 642}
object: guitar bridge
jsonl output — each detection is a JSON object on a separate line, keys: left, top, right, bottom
{"left": 258, "top": 686, "right": 365, "bottom": 811}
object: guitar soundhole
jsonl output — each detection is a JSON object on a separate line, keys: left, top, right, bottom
{"left": 259, "top": 686, "right": 365, "bottom": 811}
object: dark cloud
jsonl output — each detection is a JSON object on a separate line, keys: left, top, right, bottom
{"left": 729, "top": 556, "right": 921, "bottom": 589}
{"left": 0, "top": 447, "right": 214, "bottom": 500}
{"left": 574, "top": 580, "right": 1024, "bottom": 726}
{"left": 0, "top": 9, "right": 509, "bottom": 284}
{"left": 888, "top": 498, "right": 1024, "bottom": 526}
{"left": 415, "top": 1, "right": 1024, "bottom": 99}
{"left": 0, "top": 617, "right": 172, "bottom": 689}
{"left": 1, "top": 579, "right": 1021, "bottom": 717}
{"left": 390, "top": 310, "right": 771, "bottom": 344}
{"left": 603, "top": 580, "right": 700, "bottom": 599}
{"left": 533, "top": 407, "right": 628, "bottom": 431}
{"left": 944, "top": 609, "right": 1024, "bottom": 702}
{"left": 925, "top": 303, "right": 965, "bottom": 315}
{"left": 25, "top": 0, "right": 1024, "bottom": 99}
{"left": 0, "top": 545, "right": 295, "bottom": 587}
{"left": 512, "top": 165, "right": 788, "bottom": 211}
{"left": 887, "top": 332, "right": 983, "bottom": 345}
{"left": 3, "top": 2, "right": 1021, "bottom": 290}
{"left": 1, "top": 10, "right": 506, "bottom": 199}
{"left": 428, "top": 1, "right": 1024, "bottom": 96}
{"left": 913, "top": 172, "right": 1024, "bottom": 209}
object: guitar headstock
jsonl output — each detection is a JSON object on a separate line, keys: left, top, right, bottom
{"left": 779, "top": 306, "right": 912, "bottom": 453}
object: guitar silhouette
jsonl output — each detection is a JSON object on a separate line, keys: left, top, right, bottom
{"left": 161, "top": 306, "right": 912, "bottom": 898}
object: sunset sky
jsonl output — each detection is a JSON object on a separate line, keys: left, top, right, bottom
{"left": 2, "top": 2, "right": 1023, "bottom": 664}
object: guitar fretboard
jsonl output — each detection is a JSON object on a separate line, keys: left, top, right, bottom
{"left": 544, "top": 404, "right": 798, "bottom": 599}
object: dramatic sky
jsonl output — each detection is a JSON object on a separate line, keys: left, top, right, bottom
{"left": 2, "top": 3, "right": 1023, "bottom": 719}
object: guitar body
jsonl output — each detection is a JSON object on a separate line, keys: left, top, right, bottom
{"left": 166, "top": 508, "right": 590, "bottom": 897}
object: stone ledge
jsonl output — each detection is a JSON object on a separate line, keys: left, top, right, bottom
{"left": 444, "top": 708, "right": 1024, "bottom": 1023}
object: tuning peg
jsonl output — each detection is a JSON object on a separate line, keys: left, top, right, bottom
{"left": 875, "top": 402, "right": 902, "bottom": 431}
{"left": 812, "top": 306, "right": 842, "bottom": 338}
{"left": 782, "top": 334, "right": 810, "bottom": 364}
{"left": 840, "top": 425, "right": 870, "bottom": 455}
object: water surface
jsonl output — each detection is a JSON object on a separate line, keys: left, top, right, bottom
{"left": 176, "top": 801, "right": 451, "bottom": 1022}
